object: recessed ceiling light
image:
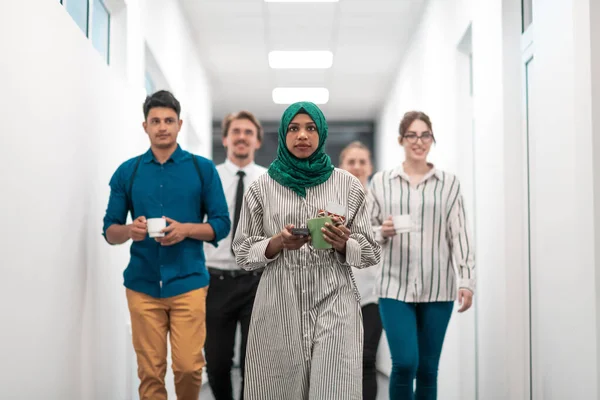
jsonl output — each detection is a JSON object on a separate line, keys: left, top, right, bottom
{"left": 272, "top": 88, "right": 330, "bottom": 105}
{"left": 268, "top": 51, "right": 333, "bottom": 69}
{"left": 265, "top": 0, "right": 338, "bottom": 2}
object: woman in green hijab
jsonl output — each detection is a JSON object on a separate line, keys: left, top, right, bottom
{"left": 232, "top": 102, "right": 381, "bottom": 399}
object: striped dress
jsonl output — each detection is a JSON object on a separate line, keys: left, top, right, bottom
{"left": 368, "top": 165, "right": 475, "bottom": 303}
{"left": 232, "top": 169, "right": 381, "bottom": 399}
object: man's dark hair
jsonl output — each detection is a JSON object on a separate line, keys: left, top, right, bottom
{"left": 143, "top": 90, "right": 181, "bottom": 120}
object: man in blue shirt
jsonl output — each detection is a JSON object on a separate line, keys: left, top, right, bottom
{"left": 103, "top": 90, "right": 230, "bottom": 400}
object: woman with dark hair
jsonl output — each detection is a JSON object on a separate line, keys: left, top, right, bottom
{"left": 370, "top": 111, "right": 475, "bottom": 399}
{"left": 233, "top": 102, "right": 381, "bottom": 399}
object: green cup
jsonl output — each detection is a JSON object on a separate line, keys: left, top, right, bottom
{"left": 307, "top": 216, "right": 333, "bottom": 250}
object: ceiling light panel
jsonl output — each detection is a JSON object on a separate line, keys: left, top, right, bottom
{"left": 265, "top": 0, "right": 338, "bottom": 3}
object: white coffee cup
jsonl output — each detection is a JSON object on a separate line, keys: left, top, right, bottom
{"left": 392, "top": 215, "right": 413, "bottom": 234}
{"left": 147, "top": 218, "right": 166, "bottom": 238}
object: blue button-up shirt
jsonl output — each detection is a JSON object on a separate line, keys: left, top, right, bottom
{"left": 102, "top": 145, "right": 230, "bottom": 298}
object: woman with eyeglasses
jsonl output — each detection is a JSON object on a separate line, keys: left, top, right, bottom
{"left": 369, "top": 111, "right": 475, "bottom": 399}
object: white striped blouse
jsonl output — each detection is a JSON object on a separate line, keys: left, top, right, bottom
{"left": 232, "top": 169, "right": 381, "bottom": 399}
{"left": 368, "top": 165, "right": 475, "bottom": 303}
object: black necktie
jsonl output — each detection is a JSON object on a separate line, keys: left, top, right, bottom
{"left": 231, "top": 170, "right": 246, "bottom": 255}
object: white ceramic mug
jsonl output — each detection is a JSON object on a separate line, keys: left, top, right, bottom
{"left": 392, "top": 214, "right": 413, "bottom": 234}
{"left": 147, "top": 218, "right": 166, "bottom": 238}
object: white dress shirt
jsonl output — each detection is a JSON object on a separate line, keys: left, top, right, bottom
{"left": 352, "top": 188, "right": 381, "bottom": 306}
{"left": 203, "top": 158, "right": 267, "bottom": 270}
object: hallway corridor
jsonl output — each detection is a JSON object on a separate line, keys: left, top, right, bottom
{"left": 4, "top": 0, "right": 600, "bottom": 399}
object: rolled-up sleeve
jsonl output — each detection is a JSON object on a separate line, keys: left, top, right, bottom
{"left": 201, "top": 159, "right": 231, "bottom": 247}
{"left": 368, "top": 176, "right": 387, "bottom": 245}
{"left": 102, "top": 166, "right": 128, "bottom": 244}
{"left": 447, "top": 182, "right": 476, "bottom": 293}
{"left": 233, "top": 184, "right": 280, "bottom": 270}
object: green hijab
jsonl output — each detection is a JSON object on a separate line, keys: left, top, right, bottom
{"left": 267, "top": 102, "right": 334, "bottom": 197}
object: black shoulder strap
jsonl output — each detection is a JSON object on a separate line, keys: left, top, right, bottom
{"left": 191, "top": 155, "right": 204, "bottom": 186}
{"left": 191, "top": 155, "right": 206, "bottom": 216}
{"left": 127, "top": 156, "right": 143, "bottom": 218}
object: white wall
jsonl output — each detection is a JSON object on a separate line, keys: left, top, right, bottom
{"left": 470, "top": 0, "right": 528, "bottom": 397}
{"left": 590, "top": 0, "right": 600, "bottom": 392}
{"left": 141, "top": 0, "right": 212, "bottom": 158}
{"left": 0, "top": 1, "right": 212, "bottom": 399}
{"left": 376, "top": 0, "right": 474, "bottom": 173}
{"left": 377, "top": 0, "right": 600, "bottom": 399}
{"left": 525, "top": 0, "right": 598, "bottom": 398}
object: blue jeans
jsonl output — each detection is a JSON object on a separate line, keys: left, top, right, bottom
{"left": 379, "top": 298, "right": 454, "bottom": 400}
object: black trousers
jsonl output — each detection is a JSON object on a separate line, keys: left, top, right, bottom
{"left": 363, "top": 303, "right": 383, "bottom": 400}
{"left": 205, "top": 268, "right": 261, "bottom": 400}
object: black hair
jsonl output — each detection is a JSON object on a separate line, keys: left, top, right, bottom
{"left": 143, "top": 90, "right": 181, "bottom": 119}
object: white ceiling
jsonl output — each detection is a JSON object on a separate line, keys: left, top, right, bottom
{"left": 179, "top": 0, "right": 427, "bottom": 121}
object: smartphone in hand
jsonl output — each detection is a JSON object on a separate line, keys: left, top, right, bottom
{"left": 291, "top": 227, "right": 310, "bottom": 237}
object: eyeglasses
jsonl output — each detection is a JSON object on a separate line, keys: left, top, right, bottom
{"left": 402, "top": 132, "right": 434, "bottom": 144}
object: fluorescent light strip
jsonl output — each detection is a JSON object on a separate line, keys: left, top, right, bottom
{"left": 272, "top": 88, "right": 329, "bottom": 105}
{"left": 265, "top": 0, "right": 338, "bottom": 2}
{"left": 268, "top": 51, "right": 333, "bottom": 69}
